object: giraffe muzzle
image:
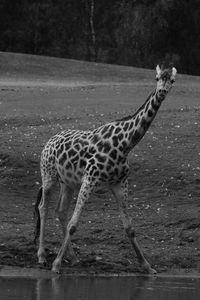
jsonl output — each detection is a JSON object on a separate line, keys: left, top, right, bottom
{"left": 158, "top": 89, "right": 167, "bottom": 100}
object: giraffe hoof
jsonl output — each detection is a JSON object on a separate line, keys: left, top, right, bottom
{"left": 147, "top": 267, "right": 157, "bottom": 275}
{"left": 38, "top": 258, "right": 49, "bottom": 268}
{"left": 52, "top": 265, "right": 61, "bottom": 274}
{"left": 38, "top": 256, "right": 47, "bottom": 266}
{"left": 52, "top": 260, "right": 61, "bottom": 274}
{"left": 52, "top": 268, "right": 61, "bottom": 274}
{"left": 140, "top": 262, "right": 157, "bottom": 275}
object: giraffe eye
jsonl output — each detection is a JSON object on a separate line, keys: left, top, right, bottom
{"left": 170, "top": 79, "right": 175, "bottom": 84}
{"left": 156, "top": 77, "right": 159, "bottom": 81}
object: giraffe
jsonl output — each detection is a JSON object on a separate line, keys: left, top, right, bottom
{"left": 34, "top": 64, "right": 177, "bottom": 274}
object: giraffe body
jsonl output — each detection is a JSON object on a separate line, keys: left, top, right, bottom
{"left": 35, "top": 65, "right": 177, "bottom": 273}
{"left": 42, "top": 125, "right": 128, "bottom": 191}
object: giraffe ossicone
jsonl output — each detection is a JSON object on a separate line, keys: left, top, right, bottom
{"left": 34, "top": 64, "right": 177, "bottom": 274}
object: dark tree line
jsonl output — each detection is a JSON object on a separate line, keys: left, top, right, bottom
{"left": 0, "top": 0, "right": 200, "bottom": 75}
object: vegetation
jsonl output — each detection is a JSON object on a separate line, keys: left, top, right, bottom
{"left": 0, "top": 0, "right": 200, "bottom": 75}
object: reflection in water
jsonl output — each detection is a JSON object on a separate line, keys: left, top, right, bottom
{"left": 0, "top": 275, "right": 200, "bottom": 300}
{"left": 36, "top": 276, "right": 148, "bottom": 300}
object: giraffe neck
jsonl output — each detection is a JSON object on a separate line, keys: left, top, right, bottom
{"left": 118, "top": 89, "right": 167, "bottom": 154}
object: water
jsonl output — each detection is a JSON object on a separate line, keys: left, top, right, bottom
{"left": 0, "top": 275, "right": 200, "bottom": 300}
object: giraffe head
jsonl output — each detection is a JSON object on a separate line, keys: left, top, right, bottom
{"left": 155, "top": 65, "right": 177, "bottom": 99}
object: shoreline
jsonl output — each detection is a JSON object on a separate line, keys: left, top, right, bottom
{"left": 0, "top": 265, "right": 200, "bottom": 279}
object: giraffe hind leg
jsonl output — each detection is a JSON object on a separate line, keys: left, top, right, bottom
{"left": 37, "top": 179, "right": 56, "bottom": 265}
{"left": 33, "top": 186, "right": 43, "bottom": 245}
{"left": 55, "top": 183, "right": 78, "bottom": 265}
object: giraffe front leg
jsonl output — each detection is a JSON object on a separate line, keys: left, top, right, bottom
{"left": 52, "top": 179, "right": 93, "bottom": 273}
{"left": 111, "top": 180, "right": 156, "bottom": 275}
{"left": 125, "top": 227, "right": 156, "bottom": 274}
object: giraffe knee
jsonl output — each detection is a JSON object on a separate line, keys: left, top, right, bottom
{"left": 69, "top": 225, "right": 76, "bottom": 235}
{"left": 125, "top": 226, "right": 135, "bottom": 238}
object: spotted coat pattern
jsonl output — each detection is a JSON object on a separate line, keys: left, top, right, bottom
{"left": 37, "top": 65, "right": 177, "bottom": 274}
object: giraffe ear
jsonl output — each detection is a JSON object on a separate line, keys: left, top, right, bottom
{"left": 172, "top": 67, "right": 177, "bottom": 77}
{"left": 156, "top": 65, "right": 161, "bottom": 76}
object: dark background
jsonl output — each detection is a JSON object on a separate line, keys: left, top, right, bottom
{"left": 0, "top": 0, "right": 200, "bottom": 75}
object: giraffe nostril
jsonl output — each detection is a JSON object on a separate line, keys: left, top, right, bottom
{"left": 158, "top": 89, "right": 167, "bottom": 99}
{"left": 159, "top": 89, "right": 167, "bottom": 94}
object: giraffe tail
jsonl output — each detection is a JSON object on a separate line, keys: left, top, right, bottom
{"left": 33, "top": 186, "right": 42, "bottom": 245}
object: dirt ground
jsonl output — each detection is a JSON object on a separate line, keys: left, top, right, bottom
{"left": 0, "top": 52, "right": 200, "bottom": 275}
